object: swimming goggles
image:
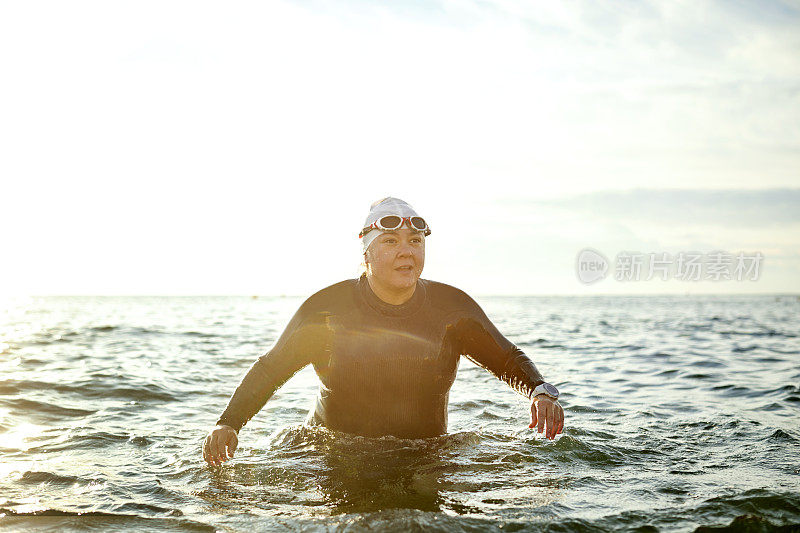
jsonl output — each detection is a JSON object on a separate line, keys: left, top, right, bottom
{"left": 359, "top": 215, "right": 431, "bottom": 238}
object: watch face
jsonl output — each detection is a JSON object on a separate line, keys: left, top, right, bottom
{"left": 543, "top": 383, "right": 559, "bottom": 397}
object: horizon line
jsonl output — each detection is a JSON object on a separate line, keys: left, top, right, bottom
{"left": 12, "top": 291, "right": 800, "bottom": 298}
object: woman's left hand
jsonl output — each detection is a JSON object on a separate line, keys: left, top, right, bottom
{"left": 529, "top": 395, "right": 564, "bottom": 440}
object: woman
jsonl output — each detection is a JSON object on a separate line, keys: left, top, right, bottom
{"left": 203, "top": 197, "right": 564, "bottom": 466}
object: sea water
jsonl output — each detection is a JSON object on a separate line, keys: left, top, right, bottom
{"left": 1, "top": 294, "right": 798, "bottom": 532}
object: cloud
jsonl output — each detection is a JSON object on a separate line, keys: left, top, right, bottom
{"left": 1, "top": 1, "right": 798, "bottom": 294}
{"left": 529, "top": 188, "right": 800, "bottom": 227}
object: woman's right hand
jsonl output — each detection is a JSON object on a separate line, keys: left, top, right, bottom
{"left": 202, "top": 425, "right": 238, "bottom": 466}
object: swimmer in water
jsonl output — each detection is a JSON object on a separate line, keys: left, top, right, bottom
{"left": 202, "top": 197, "right": 565, "bottom": 466}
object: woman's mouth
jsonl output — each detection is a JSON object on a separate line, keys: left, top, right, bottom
{"left": 395, "top": 265, "right": 414, "bottom": 271}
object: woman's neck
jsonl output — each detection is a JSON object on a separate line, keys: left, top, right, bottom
{"left": 366, "top": 275, "right": 416, "bottom": 305}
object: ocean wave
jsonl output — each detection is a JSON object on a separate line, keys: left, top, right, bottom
{"left": 0, "top": 379, "right": 177, "bottom": 403}
{"left": 0, "top": 509, "right": 216, "bottom": 532}
{"left": 0, "top": 398, "right": 96, "bottom": 419}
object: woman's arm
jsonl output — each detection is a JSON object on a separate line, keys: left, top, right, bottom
{"left": 215, "top": 301, "right": 329, "bottom": 432}
{"left": 455, "top": 291, "right": 564, "bottom": 439}
{"left": 203, "top": 301, "right": 330, "bottom": 466}
{"left": 455, "top": 292, "right": 545, "bottom": 398}
{"left": 214, "top": 346, "right": 308, "bottom": 433}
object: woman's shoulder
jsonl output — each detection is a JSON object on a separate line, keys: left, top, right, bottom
{"left": 420, "top": 278, "right": 480, "bottom": 310}
{"left": 298, "top": 278, "right": 360, "bottom": 313}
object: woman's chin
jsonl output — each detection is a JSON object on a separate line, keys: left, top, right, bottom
{"left": 391, "top": 270, "right": 419, "bottom": 287}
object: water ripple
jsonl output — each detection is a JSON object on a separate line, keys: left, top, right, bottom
{"left": 1, "top": 295, "right": 798, "bottom": 532}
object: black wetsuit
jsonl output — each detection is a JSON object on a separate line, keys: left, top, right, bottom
{"left": 216, "top": 274, "right": 547, "bottom": 439}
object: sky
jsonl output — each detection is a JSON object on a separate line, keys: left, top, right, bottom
{"left": 1, "top": 0, "right": 798, "bottom": 296}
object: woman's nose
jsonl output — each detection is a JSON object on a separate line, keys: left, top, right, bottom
{"left": 398, "top": 243, "right": 415, "bottom": 257}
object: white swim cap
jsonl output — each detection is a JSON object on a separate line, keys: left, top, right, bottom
{"left": 360, "top": 197, "right": 425, "bottom": 254}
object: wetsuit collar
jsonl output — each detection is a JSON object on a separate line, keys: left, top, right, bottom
{"left": 358, "top": 273, "right": 427, "bottom": 317}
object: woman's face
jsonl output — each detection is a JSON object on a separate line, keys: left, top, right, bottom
{"left": 365, "top": 227, "right": 426, "bottom": 294}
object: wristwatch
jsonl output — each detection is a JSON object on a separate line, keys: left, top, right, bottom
{"left": 531, "top": 382, "right": 559, "bottom": 401}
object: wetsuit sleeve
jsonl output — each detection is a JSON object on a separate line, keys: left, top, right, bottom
{"left": 456, "top": 292, "right": 546, "bottom": 399}
{"left": 215, "top": 301, "right": 328, "bottom": 432}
